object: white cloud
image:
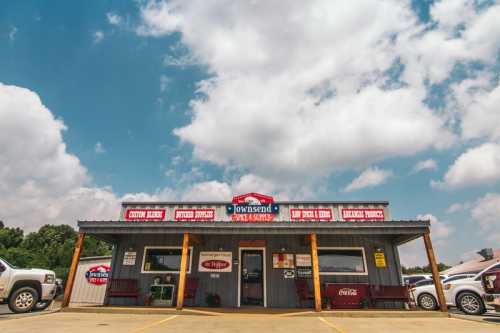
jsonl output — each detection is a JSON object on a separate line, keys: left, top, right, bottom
{"left": 160, "top": 74, "right": 170, "bottom": 92}
{"left": 106, "top": 12, "right": 122, "bottom": 26}
{"left": 446, "top": 202, "right": 465, "bottom": 214}
{"left": 412, "top": 159, "right": 438, "bottom": 173}
{"left": 8, "top": 26, "right": 17, "bottom": 41}
{"left": 93, "top": 30, "right": 104, "bottom": 43}
{"left": 432, "top": 143, "right": 500, "bottom": 189}
{"left": 137, "top": 0, "right": 484, "bottom": 183}
{"left": 94, "top": 142, "right": 106, "bottom": 154}
{"left": 471, "top": 192, "right": 500, "bottom": 242}
{"left": 417, "top": 213, "right": 453, "bottom": 239}
{"left": 344, "top": 167, "right": 393, "bottom": 192}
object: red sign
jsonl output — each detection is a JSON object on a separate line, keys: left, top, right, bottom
{"left": 174, "top": 209, "right": 215, "bottom": 221}
{"left": 325, "top": 283, "right": 369, "bottom": 309}
{"left": 85, "top": 265, "right": 110, "bottom": 285}
{"left": 290, "top": 208, "right": 333, "bottom": 220}
{"left": 231, "top": 193, "right": 274, "bottom": 204}
{"left": 341, "top": 208, "right": 385, "bottom": 220}
{"left": 201, "top": 260, "right": 230, "bottom": 270}
{"left": 125, "top": 209, "right": 166, "bottom": 221}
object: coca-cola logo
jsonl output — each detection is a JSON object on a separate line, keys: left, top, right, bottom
{"left": 201, "top": 260, "right": 230, "bottom": 270}
{"left": 338, "top": 288, "right": 358, "bottom": 296}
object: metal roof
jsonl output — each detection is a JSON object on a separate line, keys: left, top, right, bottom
{"left": 121, "top": 200, "right": 390, "bottom": 206}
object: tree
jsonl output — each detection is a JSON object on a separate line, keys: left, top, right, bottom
{"left": 0, "top": 227, "right": 24, "bottom": 249}
{"left": 402, "top": 262, "right": 451, "bottom": 274}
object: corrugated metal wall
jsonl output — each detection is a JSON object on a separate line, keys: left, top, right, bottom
{"left": 70, "top": 257, "right": 111, "bottom": 305}
{"left": 107, "top": 234, "right": 402, "bottom": 308}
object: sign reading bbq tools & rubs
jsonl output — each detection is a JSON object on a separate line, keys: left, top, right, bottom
{"left": 226, "top": 193, "right": 279, "bottom": 222}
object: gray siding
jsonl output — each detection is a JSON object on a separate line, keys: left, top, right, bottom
{"left": 107, "top": 234, "right": 403, "bottom": 308}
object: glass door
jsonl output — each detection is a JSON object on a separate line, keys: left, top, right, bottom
{"left": 240, "top": 249, "right": 264, "bottom": 306}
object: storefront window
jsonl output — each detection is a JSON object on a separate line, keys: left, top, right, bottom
{"left": 142, "top": 247, "right": 192, "bottom": 273}
{"left": 318, "top": 248, "right": 367, "bottom": 275}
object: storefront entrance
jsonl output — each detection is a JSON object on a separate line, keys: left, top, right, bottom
{"left": 238, "top": 248, "right": 266, "bottom": 307}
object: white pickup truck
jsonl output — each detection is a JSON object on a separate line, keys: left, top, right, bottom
{"left": 0, "top": 257, "right": 57, "bottom": 313}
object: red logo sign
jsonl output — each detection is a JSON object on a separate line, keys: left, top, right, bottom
{"left": 290, "top": 208, "right": 333, "bottom": 221}
{"left": 85, "top": 265, "right": 110, "bottom": 285}
{"left": 341, "top": 208, "right": 385, "bottom": 220}
{"left": 174, "top": 209, "right": 215, "bottom": 221}
{"left": 201, "top": 260, "right": 230, "bottom": 270}
{"left": 227, "top": 193, "right": 279, "bottom": 222}
{"left": 125, "top": 209, "right": 166, "bottom": 221}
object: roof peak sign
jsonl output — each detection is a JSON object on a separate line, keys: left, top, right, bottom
{"left": 231, "top": 193, "right": 275, "bottom": 205}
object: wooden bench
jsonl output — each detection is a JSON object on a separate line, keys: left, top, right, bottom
{"left": 105, "top": 278, "right": 140, "bottom": 305}
{"left": 369, "top": 285, "right": 410, "bottom": 308}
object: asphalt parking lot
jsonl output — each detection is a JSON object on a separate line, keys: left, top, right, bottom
{"left": 0, "top": 310, "right": 499, "bottom": 333}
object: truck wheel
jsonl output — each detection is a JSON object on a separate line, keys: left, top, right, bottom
{"left": 33, "top": 300, "right": 53, "bottom": 311}
{"left": 457, "top": 292, "right": 485, "bottom": 315}
{"left": 8, "top": 287, "right": 39, "bottom": 313}
{"left": 418, "top": 293, "right": 438, "bottom": 310}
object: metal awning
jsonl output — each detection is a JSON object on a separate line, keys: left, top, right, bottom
{"left": 78, "top": 220, "right": 429, "bottom": 245}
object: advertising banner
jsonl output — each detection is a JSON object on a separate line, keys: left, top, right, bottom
{"left": 198, "top": 252, "right": 232, "bottom": 272}
{"left": 125, "top": 209, "right": 166, "bottom": 221}
{"left": 290, "top": 208, "right": 333, "bottom": 220}
{"left": 341, "top": 208, "right": 385, "bottom": 221}
{"left": 85, "top": 265, "right": 110, "bottom": 285}
{"left": 174, "top": 209, "right": 215, "bottom": 221}
{"left": 273, "top": 253, "right": 294, "bottom": 268}
{"left": 226, "top": 193, "right": 279, "bottom": 222}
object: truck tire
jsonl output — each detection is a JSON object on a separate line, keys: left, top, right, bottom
{"left": 8, "top": 287, "right": 39, "bottom": 313}
{"left": 457, "top": 292, "right": 485, "bottom": 315}
{"left": 33, "top": 300, "right": 53, "bottom": 311}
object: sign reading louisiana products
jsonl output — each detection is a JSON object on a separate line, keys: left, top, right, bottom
{"left": 341, "top": 208, "right": 385, "bottom": 220}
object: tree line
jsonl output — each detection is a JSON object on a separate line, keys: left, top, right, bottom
{"left": 0, "top": 221, "right": 112, "bottom": 282}
{"left": 401, "top": 262, "right": 451, "bottom": 275}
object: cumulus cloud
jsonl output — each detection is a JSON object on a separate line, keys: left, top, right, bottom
{"left": 132, "top": 0, "right": 500, "bottom": 188}
{"left": 399, "top": 213, "right": 454, "bottom": 266}
{"left": 106, "top": 12, "right": 122, "bottom": 26}
{"left": 412, "top": 159, "right": 438, "bottom": 173}
{"left": 94, "top": 142, "right": 106, "bottom": 154}
{"left": 432, "top": 143, "right": 500, "bottom": 189}
{"left": 93, "top": 30, "right": 104, "bottom": 43}
{"left": 344, "top": 167, "right": 393, "bottom": 192}
{"left": 8, "top": 26, "right": 17, "bottom": 41}
{"left": 471, "top": 192, "right": 500, "bottom": 242}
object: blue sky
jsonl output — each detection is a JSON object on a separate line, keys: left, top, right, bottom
{"left": 1, "top": 0, "right": 500, "bottom": 266}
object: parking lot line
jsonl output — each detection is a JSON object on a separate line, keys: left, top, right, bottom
{"left": 127, "top": 315, "right": 178, "bottom": 333}
{"left": 318, "top": 317, "right": 347, "bottom": 333}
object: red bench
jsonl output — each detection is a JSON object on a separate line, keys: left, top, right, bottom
{"left": 105, "top": 278, "right": 140, "bottom": 305}
{"left": 369, "top": 285, "right": 410, "bottom": 307}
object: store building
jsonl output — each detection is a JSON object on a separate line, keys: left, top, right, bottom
{"left": 62, "top": 193, "right": 446, "bottom": 312}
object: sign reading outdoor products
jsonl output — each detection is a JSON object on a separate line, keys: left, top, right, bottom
{"left": 85, "top": 265, "right": 110, "bottom": 285}
{"left": 125, "top": 209, "right": 166, "bottom": 221}
{"left": 226, "top": 193, "right": 279, "bottom": 222}
{"left": 341, "top": 208, "right": 385, "bottom": 221}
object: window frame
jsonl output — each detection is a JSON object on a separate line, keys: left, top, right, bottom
{"left": 141, "top": 246, "right": 193, "bottom": 274}
{"left": 317, "top": 247, "right": 368, "bottom": 276}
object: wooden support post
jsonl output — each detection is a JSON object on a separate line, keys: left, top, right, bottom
{"left": 62, "top": 232, "right": 86, "bottom": 308}
{"left": 176, "top": 233, "right": 190, "bottom": 310}
{"left": 310, "top": 233, "right": 322, "bottom": 312}
{"left": 423, "top": 232, "right": 447, "bottom": 312}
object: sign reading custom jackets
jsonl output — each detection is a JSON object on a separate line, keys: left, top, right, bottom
{"left": 226, "top": 193, "right": 279, "bottom": 222}
{"left": 198, "top": 252, "right": 232, "bottom": 272}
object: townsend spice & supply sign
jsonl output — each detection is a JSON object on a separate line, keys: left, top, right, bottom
{"left": 226, "top": 193, "right": 280, "bottom": 222}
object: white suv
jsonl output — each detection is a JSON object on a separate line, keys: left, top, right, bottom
{"left": 0, "top": 257, "right": 57, "bottom": 313}
{"left": 412, "top": 262, "right": 500, "bottom": 315}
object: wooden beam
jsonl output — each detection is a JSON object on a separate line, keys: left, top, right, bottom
{"left": 423, "top": 232, "right": 447, "bottom": 312}
{"left": 176, "top": 233, "right": 190, "bottom": 310}
{"left": 62, "top": 232, "right": 86, "bottom": 308}
{"left": 310, "top": 233, "right": 322, "bottom": 312}
{"left": 189, "top": 234, "right": 203, "bottom": 246}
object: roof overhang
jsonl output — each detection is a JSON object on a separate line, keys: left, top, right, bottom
{"left": 78, "top": 220, "right": 429, "bottom": 245}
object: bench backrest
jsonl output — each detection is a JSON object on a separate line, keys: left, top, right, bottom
{"left": 370, "top": 285, "right": 409, "bottom": 298}
{"left": 108, "top": 278, "right": 138, "bottom": 292}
